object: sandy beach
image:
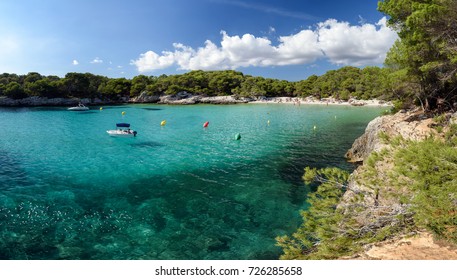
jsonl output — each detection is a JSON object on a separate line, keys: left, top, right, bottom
{"left": 248, "top": 96, "right": 393, "bottom": 107}
{"left": 0, "top": 94, "right": 393, "bottom": 107}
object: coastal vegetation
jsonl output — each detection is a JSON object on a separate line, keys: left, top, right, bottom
{"left": 0, "top": 67, "right": 394, "bottom": 102}
{"left": 379, "top": 0, "right": 457, "bottom": 111}
{"left": 1, "top": 0, "right": 456, "bottom": 261}
{"left": 277, "top": 0, "right": 457, "bottom": 259}
{"left": 0, "top": 1, "right": 454, "bottom": 111}
{"left": 3, "top": 0, "right": 456, "bottom": 112}
{"left": 277, "top": 129, "right": 457, "bottom": 259}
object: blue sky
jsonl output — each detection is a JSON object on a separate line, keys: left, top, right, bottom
{"left": 0, "top": 0, "right": 397, "bottom": 81}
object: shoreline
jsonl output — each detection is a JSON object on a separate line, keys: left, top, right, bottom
{"left": 247, "top": 96, "right": 392, "bottom": 107}
{"left": 0, "top": 95, "right": 393, "bottom": 107}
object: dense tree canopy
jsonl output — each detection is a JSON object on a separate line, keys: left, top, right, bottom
{"left": 2, "top": 2, "right": 455, "bottom": 109}
{"left": 0, "top": 68, "right": 396, "bottom": 102}
{"left": 379, "top": 0, "right": 457, "bottom": 110}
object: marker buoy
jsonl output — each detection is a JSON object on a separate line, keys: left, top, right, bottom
{"left": 161, "top": 120, "right": 166, "bottom": 126}
{"left": 100, "top": 107, "right": 103, "bottom": 111}
{"left": 203, "top": 121, "right": 209, "bottom": 128}
{"left": 313, "top": 125, "right": 317, "bottom": 130}
{"left": 235, "top": 133, "right": 241, "bottom": 140}
{"left": 267, "top": 120, "right": 270, "bottom": 125}
{"left": 122, "top": 111, "right": 126, "bottom": 116}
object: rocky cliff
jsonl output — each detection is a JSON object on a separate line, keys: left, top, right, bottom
{"left": 342, "top": 109, "right": 457, "bottom": 259}
{"left": 345, "top": 109, "right": 436, "bottom": 162}
{"left": 0, "top": 96, "right": 120, "bottom": 106}
{"left": 0, "top": 92, "right": 253, "bottom": 106}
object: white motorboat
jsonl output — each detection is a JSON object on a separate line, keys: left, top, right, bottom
{"left": 107, "top": 123, "right": 138, "bottom": 137}
{"left": 68, "top": 103, "right": 89, "bottom": 111}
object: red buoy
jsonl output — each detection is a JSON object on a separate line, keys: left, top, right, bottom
{"left": 203, "top": 121, "right": 209, "bottom": 128}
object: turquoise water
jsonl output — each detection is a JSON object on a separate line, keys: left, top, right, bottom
{"left": 0, "top": 104, "right": 383, "bottom": 259}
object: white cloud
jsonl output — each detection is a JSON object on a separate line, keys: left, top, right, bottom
{"left": 274, "top": 30, "right": 323, "bottom": 65}
{"left": 132, "top": 50, "right": 176, "bottom": 71}
{"left": 317, "top": 17, "right": 396, "bottom": 66}
{"left": 72, "top": 60, "right": 79, "bottom": 65}
{"left": 131, "top": 17, "right": 398, "bottom": 72}
{"left": 90, "top": 57, "right": 103, "bottom": 64}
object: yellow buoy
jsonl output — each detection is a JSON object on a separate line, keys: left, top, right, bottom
{"left": 161, "top": 120, "right": 166, "bottom": 126}
{"left": 313, "top": 125, "right": 317, "bottom": 130}
{"left": 99, "top": 107, "right": 103, "bottom": 111}
{"left": 122, "top": 111, "right": 126, "bottom": 115}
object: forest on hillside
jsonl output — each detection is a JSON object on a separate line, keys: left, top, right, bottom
{"left": 277, "top": 0, "right": 457, "bottom": 260}
{"left": 0, "top": 67, "right": 397, "bottom": 102}
{"left": 2, "top": 0, "right": 456, "bottom": 113}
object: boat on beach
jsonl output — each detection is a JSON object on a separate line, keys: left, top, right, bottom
{"left": 107, "top": 123, "right": 138, "bottom": 137}
{"left": 68, "top": 103, "right": 89, "bottom": 111}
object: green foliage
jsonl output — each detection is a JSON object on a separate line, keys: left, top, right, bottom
{"left": 4, "top": 82, "right": 27, "bottom": 99}
{"left": 433, "top": 113, "right": 447, "bottom": 125}
{"left": 393, "top": 138, "right": 457, "bottom": 242}
{"left": 379, "top": 0, "right": 457, "bottom": 110}
{"left": 279, "top": 133, "right": 457, "bottom": 259}
{"left": 98, "top": 78, "right": 131, "bottom": 98}
{"left": 24, "top": 78, "right": 63, "bottom": 98}
{"left": 277, "top": 167, "right": 355, "bottom": 260}
{"left": 0, "top": 66, "right": 397, "bottom": 101}
{"left": 444, "top": 124, "right": 457, "bottom": 145}
{"left": 291, "top": 66, "right": 394, "bottom": 100}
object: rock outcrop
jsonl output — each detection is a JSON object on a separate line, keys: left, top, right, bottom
{"left": 348, "top": 231, "right": 457, "bottom": 260}
{"left": 343, "top": 109, "right": 437, "bottom": 211}
{"left": 341, "top": 109, "right": 457, "bottom": 259}
{"left": 129, "top": 91, "right": 160, "bottom": 103}
{"left": 0, "top": 92, "right": 255, "bottom": 106}
{"left": 156, "top": 92, "right": 253, "bottom": 104}
{"left": 345, "top": 109, "right": 436, "bottom": 163}
{"left": 0, "top": 96, "right": 112, "bottom": 106}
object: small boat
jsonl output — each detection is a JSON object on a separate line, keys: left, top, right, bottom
{"left": 68, "top": 103, "right": 89, "bottom": 111}
{"left": 107, "top": 123, "right": 138, "bottom": 137}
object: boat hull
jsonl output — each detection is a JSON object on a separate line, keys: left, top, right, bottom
{"left": 106, "top": 130, "right": 137, "bottom": 137}
{"left": 68, "top": 107, "right": 89, "bottom": 111}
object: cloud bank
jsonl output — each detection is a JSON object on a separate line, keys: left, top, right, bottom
{"left": 90, "top": 57, "right": 103, "bottom": 64}
{"left": 131, "top": 17, "right": 397, "bottom": 72}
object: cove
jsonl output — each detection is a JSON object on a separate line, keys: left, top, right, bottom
{"left": 0, "top": 104, "right": 384, "bottom": 259}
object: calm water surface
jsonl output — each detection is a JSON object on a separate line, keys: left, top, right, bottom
{"left": 0, "top": 104, "right": 383, "bottom": 259}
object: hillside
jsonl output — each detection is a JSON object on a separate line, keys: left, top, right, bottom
{"left": 277, "top": 109, "right": 457, "bottom": 259}
{"left": 343, "top": 109, "right": 457, "bottom": 259}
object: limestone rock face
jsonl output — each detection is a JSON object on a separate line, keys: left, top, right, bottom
{"left": 130, "top": 91, "right": 160, "bottom": 103}
{"left": 155, "top": 93, "right": 253, "bottom": 104}
{"left": 345, "top": 110, "right": 435, "bottom": 163}
{"left": 450, "top": 112, "right": 457, "bottom": 125}
{"left": 345, "top": 116, "right": 386, "bottom": 162}
{"left": 0, "top": 96, "right": 109, "bottom": 106}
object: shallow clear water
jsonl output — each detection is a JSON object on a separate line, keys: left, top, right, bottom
{"left": 0, "top": 104, "right": 383, "bottom": 259}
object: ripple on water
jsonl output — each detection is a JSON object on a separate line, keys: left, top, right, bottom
{"left": 0, "top": 104, "right": 384, "bottom": 259}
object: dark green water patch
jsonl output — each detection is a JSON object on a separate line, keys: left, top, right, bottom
{"left": 0, "top": 104, "right": 384, "bottom": 259}
{"left": 141, "top": 108, "right": 163, "bottom": 111}
{"left": 0, "top": 150, "right": 30, "bottom": 190}
{"left": 128, "top": 141, "right": 164, "bottom": 148}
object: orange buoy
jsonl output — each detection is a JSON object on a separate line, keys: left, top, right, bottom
{"left": 203, "top": 121, "right": 209, "bottom": 128}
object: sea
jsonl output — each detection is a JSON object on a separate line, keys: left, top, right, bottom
{"left": 0, "top": 103, "right": 384, "bottom": 259}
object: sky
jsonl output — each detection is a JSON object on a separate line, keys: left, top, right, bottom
{"left": 0, "top": 0, "right": 398, "bottom": 81}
